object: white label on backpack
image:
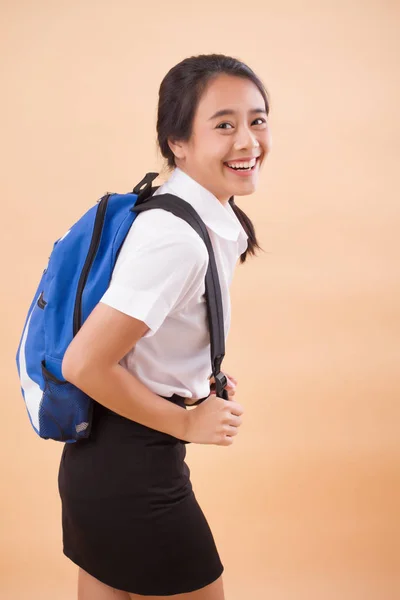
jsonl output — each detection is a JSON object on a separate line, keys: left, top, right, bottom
{"left": 76, "top": 422, "right": 89, "bottom": 433}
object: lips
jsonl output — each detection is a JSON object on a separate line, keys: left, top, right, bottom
{"left": 223, "top": 156, "right": 261, "bottom": 169}
{"left": 223, "top": 156, "right": 261, "bottom": 172}
{"left": 223, "top": 159, "right": 259, "bottom": 178}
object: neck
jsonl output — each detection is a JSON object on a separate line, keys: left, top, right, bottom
{"left": 174, "top": 165, "right": 230, "bottom": 207}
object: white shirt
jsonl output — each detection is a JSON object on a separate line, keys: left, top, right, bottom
{"left": 99, "top": 167, "right": 248, "bottom": 399}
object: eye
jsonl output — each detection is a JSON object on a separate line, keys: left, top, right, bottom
{"left": 216, "top": 118, "right": 267, "bottom": 130}
{"left": 216, "top": 122, "right": 233, "bottom": 130}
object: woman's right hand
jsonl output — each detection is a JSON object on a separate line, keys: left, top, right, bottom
{"left": 184, "top": 393, "right": 244, "bottom": 446}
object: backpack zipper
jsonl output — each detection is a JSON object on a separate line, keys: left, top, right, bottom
{"left": 73, "top": 194, "right": 111, "bottom": 336}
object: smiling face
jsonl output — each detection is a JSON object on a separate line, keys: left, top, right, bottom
{"left": 168, "top": 73, "right": 272, "bottom": 204}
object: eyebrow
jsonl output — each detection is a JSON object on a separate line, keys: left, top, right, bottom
{"left": 208, "top": 108, "right": 267, "bottom": 120}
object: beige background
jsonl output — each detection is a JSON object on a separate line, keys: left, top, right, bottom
{"left": 1, "top": 1, "right": 399, "bottom": 598}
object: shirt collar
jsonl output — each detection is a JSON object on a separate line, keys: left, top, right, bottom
{"left": 155, "top": 167, "right": 248, "bottom": 251}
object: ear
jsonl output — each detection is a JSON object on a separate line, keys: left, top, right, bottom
{"left": 167, "top": 136, "right": 186, "bottom": 161}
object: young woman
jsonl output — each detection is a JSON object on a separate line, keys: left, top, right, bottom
{"left": 59, "top": 53, "right": 271, "bottom": 600}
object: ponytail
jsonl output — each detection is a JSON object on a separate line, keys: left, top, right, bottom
{"left": 229, "top": 197, "right": 262, "bottom": 263}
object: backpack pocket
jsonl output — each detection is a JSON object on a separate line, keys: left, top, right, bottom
{"left": 40, "top": 360, "right": 94, "bottom": 442}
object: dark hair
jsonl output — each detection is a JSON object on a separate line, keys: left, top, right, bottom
{"left": 156, "top": 53, "right": 270, "bottom": 264}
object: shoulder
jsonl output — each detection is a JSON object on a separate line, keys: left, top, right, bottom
{"left": 121, "top": 208, "right": 209, "bottom": 267}
{"left": 135, "top": 205, "right": 198, "bottom": 233}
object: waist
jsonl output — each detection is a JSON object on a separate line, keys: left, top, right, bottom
{"left": 93, "top": 394, "right": 192, "bottom": 445}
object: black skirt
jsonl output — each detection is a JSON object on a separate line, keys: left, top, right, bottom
{"left": 58, "top": 395, "right": 224, "bottom": 596}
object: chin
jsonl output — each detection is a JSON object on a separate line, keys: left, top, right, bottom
{"left": 234, "top": 182, "right": 258, "bottom": 197}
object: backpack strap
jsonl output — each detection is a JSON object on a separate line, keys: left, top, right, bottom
{"left": 133, "top": 193, "right": 229, "bottom": 400}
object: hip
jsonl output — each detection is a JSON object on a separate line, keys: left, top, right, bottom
{"left": 58, "top": 400, "right": 192, "bottom": 504}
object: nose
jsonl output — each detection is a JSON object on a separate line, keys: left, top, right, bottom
{"left": 233, "top": 126, "right": 260, "bottom": 152}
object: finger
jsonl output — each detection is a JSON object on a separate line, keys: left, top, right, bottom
{"left": 227, "top": 402, "right": 244, "bottom": 417}
{"left": 229, "top": 415, "right": 242, "bottom": 427}
{"left": 225, "top": 374, "right": 238, "bottom": 387}
{"left": 224, "top": 425, "right": 238, "bottom": 437}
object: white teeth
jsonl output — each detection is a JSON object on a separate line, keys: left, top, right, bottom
{"left": 226, "top": 157, "right": 257, "bottom": 169}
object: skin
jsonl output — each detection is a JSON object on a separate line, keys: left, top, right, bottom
{"left": 168, "top": 73, "right": 272, "bottom": 206}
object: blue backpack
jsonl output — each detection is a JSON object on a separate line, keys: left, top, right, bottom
{"left": 16, "top": 172, "right": 229, "bottom": 443}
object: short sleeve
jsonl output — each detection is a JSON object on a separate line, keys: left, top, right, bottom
{"left": 99, "top": 225, "right": 208, "bottom": 337}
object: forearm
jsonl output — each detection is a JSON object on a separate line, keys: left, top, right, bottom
{"left": 66, "top": 363, "right": 190, "bottom": 440}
